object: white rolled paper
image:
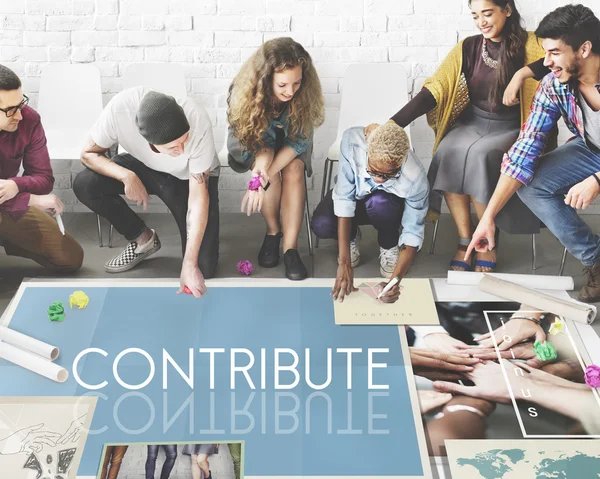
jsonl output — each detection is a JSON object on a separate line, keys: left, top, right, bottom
{"left": 479, "top": 274, "right": 596, "bottom": 324}
{"left": 448, "top": 271, "right": 575, "bottom": 291}
{"left": 0, "top": 326, "right": 59, "bottom": 361}
{"left": 0, "top": 341, "right": 68, "bottom": 383}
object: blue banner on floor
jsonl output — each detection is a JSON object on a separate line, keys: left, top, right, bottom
{"left": 0, "top": 284, "right": 426, "bottom": 477}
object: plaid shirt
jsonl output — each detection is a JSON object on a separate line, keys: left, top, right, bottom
{"left": 501, "top": 73, "right": 600, "bottom": 185}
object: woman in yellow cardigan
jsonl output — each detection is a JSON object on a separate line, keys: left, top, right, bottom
{"left": 386, "top": 0, "right": 555, "bottom": 272}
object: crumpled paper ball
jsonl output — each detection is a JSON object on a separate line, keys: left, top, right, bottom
{"left": 585, "top": 365, "right": 600, "bottom": 388}
{"left": 548, "top": 317, "right": 564, "bottom": 336}
{"left": 533, "top": 341, "right": 557, "bottom": 361}
{"left": 69, "top": 291, "right": 89, "bottom": 309}
{"left": 237, "top": 260, "right": 254, "bottom": 276}
{"left": 247, "top": 175, "right": 263, "bottom": 191}
{"left": 48, "top": 301, "right": 65, "bottom": 322}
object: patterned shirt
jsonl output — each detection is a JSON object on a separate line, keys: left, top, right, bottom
{"left": 501, "top": 72, "right": 600, "bottom": 185}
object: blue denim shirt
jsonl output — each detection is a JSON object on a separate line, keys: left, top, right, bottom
{"left": 333, "top": 127, "right": 430, "bottom": 250}
{"left": 227, "top": 105, "right": 312, "bottom": 173}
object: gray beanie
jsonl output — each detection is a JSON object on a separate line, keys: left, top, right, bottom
{"left": 136, "top": 91, "right": 190, "bottom": 145}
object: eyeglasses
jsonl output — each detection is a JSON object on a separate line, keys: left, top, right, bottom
{"left": 0, "top": 95, "right": 29, "bottom": 118}
{"left": 366, "top": 166, "right": 401, "bottom": 181}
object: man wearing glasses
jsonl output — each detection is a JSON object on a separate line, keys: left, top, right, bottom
{"left": 0, "top": 65, "right": 83, "bottom": 272}
{"left": 311, "top": 121, "right": 429, "bottom": 302}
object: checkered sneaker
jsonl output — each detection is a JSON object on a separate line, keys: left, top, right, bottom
{"left": 104, "top": 230, "right": 161, "bottom": 273}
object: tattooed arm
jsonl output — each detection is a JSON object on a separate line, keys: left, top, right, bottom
{"left": 179, "top": 169, "right": 211, "bottom": 297}
{"left": 81, "top": 135, "right": 150, "bottom": 209}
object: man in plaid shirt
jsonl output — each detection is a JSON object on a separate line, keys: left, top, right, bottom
{"left": 468, "top": 4, "right": 600, "bottom": 302}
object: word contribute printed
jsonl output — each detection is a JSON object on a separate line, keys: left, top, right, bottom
{"left": 72, "top": 347, "right": 390, "bottom": 391}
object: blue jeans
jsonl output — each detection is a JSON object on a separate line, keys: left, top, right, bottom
{"left": 517, "top": 137, "right": 600, "bottom": 266}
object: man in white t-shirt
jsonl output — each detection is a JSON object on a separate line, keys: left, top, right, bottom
{"left": 74, "top": 87, "right": 220, "bottom": 297}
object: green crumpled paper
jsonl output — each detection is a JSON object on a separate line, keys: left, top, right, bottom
{"left": 533, "top": 341, "right": 557, "bottom": 361}
{"left": 48, "top": 301, "right": 65, "bottom": 322}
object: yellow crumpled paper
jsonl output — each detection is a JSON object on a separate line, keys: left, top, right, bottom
{"left": 549, "top": 317, "right": 564, "bottom": 336}
{"left": 69, "top": 291, "right": 89, "bottom": 309}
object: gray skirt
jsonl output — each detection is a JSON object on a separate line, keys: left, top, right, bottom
{"left": 182, "top": 443, "right": 218, "bottom": 456}
{"left": 428, "top": 105, "right": 541, "bottom": 234}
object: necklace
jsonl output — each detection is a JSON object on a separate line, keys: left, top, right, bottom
{"left": 481, "top": 39, "right": 499, "bottom": 70}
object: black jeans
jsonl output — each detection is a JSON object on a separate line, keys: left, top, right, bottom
{"left": 145, "top": 445, "right": 177, "bottom": 479}
{"left": 73, "top": 154, "right": 219, "bottom": 278}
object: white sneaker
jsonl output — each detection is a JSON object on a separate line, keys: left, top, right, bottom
{"left": 338, "top": 227, "right": 361, "bottom": 268}
{"left": 350, "top": 227, "right": 361, "bottom": 267}
{"left": 379, "top": 245, "right": 398, "bottom": 278}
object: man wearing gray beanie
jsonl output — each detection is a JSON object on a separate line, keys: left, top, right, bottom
{"left": 74, "top": 86, "right": 220, "bottom": 297}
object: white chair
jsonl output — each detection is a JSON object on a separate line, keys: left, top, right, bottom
{"left": 100, "top": 63, "right": 188, "bottom": 247}
{"left": 38, "top": 63, "right": 104, "bottom": 245}
{"left": 123, "top": 63, "right": 187, "bottom": 98}
{"left": 218, "top": 140, "right": 315, "bottom": 268}
{"left": 317, "top": 63, "right": 412, "bottom": 247}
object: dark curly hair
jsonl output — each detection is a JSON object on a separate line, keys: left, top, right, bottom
{"left": 536, "top": 4, "right": 600, "bottom": 54}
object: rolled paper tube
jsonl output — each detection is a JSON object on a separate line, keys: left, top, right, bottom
{"left": 478, "top": 275, "right": 596, "bottom": 324}
{"left": 447, "top": 271, "right": 574, "bottom": 291}
{"left": 533, "top": 341, "right": 557, "bottom": 361}
{"left": 0, "top": 341, "right": 68, "bottom": 383}
{"left": 0, "top": 326, "right": 60, "bottom": 361}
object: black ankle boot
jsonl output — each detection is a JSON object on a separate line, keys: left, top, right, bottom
{"left": 258, "top": 232, "right": 282, "bottom": 268}
{"left": 283, "top": 249, "right": 308, "bottom": 281}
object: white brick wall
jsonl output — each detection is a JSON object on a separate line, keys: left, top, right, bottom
{"left": 1, "top": 0, "right": 599, "bottom": 213}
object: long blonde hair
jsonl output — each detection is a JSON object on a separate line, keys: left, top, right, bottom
{"left": 227, "top": 37, "right": 325, "bottom": 153}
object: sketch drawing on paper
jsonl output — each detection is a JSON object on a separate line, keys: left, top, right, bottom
{"left": 0, "top": 397, "right": 96, "bottom": 479}
{"left": 334, "top": 278, "right": 439, "bottom": 325}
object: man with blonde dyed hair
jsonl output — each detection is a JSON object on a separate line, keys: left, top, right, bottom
{"left": 311, "top": 121, "right": 429, "bottom": 302}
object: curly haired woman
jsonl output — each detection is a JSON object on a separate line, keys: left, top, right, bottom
{"left": 227, "top": 37, "right": 324, "bottom": 280}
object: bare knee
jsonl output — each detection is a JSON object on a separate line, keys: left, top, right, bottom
{"left": 282, "top": 158, "right": 305, "bottom": 182}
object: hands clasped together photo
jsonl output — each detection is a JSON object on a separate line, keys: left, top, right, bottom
{"left": 408, "top": 302, "right": 598, "bottom": 456}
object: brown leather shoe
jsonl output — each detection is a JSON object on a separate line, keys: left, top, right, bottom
{"left": 578, "top": 263, "right": 600, "bottom": 303}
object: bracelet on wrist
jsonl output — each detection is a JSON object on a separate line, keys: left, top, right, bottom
{"left": 593, "top": 173, "right": 600, "bottom": 189}
{"left": 433, "top": 404, "right": 487, "bottom": 420}
{"left": 511, "top": 314, "right": 542, "bottom": 326}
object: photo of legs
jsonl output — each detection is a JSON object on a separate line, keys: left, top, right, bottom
{"left": 98, "top": 442, "right": 243, "bottom": 479}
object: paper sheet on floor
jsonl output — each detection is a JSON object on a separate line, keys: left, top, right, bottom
{"left": 334, "top": 278, "right": 439, "bottom": 325}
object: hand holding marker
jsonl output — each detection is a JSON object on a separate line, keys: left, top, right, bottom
{"left": 377, "top": 276, "right": 399, "bottom": 300}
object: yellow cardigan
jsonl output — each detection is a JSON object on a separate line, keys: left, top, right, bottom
{"left": 423, "top": 32, "right": 557, "bottom": 154}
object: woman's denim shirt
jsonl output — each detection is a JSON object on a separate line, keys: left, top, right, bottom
{"left": 227, "top": 105, "right": 312, "bottom": 173}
